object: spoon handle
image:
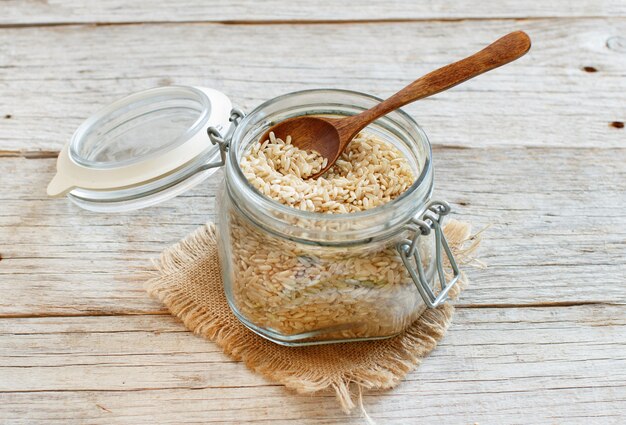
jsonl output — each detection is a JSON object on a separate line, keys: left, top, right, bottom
{"left": 341, "top": 31, "right": 531, "bottom": 137}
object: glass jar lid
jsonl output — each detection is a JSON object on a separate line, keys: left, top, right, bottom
{"left": 47, "top": 86, "right": 232, "bottom": 211}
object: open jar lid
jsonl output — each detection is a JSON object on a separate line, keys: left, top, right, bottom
{"left": 47, "top": 86, "right": 233, "bottom": 212}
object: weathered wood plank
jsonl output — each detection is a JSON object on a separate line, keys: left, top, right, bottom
{"left": 0, "top": 9, "right": 623, "bottom": 425}
{"left": 1, "top": 146, "right": 625, "bottom": 316}
{"left": 2, "top": 0, "right": 625, "bottom": 25}
{"left": 0, "top": 19, "right": 624, "bottom": 152}
{"left": 0, "top": 305, "right": 624, "bottom": 424}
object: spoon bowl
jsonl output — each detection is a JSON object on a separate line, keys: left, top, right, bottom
{"left": 262, "top": 116, "right": 343, "bottom": 168}
{"left": 260, "top": 31, "right": 531, "bottom": 179}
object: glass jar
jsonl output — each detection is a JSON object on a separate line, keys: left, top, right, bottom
{"left": 48, "top": 86, "right": 459, "bottom": 346}
{"left": 214, "top": 90, "right": 459, "bottom": 345}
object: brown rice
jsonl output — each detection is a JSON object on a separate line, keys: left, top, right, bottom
{"left": 225, "top": 130, "right": 432, "bottom": 341}
{"left": 240, "top": 131, "right": 415, "bottom": 214}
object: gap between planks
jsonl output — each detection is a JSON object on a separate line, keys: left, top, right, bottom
{"left": 8, "top": 383, "right": 624, "bottom": 395}
{"left": 0, "top": 301, "right": 621, "bottom": 320}
{"left": 3, "top": 145, "right": 626, "bottom": 160}
{"left": 0, "top": 384, "right": 285, "bottom": 394}
{"left": 0, "top": 150, "right": 59, "bottom": 159}
{"left": 0, "top": 16, "right": 623, "bottom": 30}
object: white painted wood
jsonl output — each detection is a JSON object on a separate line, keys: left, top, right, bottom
{"left": 2, "top": 0, "right": 625, "bottom": 25}
{"left": 0, "top": 306, "right": 624, "bottom": 424}
{"left": 0, "top": 19, "right": 625, "bottom": 152}
{"left": 1, "top": 147, "right": 625, "bottom": 316}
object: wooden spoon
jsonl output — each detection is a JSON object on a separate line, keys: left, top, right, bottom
{"left": 261, "top": 31, "right": 531, "bottom": 178}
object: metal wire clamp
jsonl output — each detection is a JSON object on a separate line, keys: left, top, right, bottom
{"left": 197, "top": 108, "right": 245, "bottom": 173}
{"left": 397, "top": 200, "right": 460, "bottom": 308}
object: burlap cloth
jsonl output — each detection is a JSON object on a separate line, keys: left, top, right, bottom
{"left": 145, "top": 219, "right": 478, "bottom": 412}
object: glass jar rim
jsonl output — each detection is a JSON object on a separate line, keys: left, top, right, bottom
{"left": 227, "top": 88, "right": 433, "bottom": 225}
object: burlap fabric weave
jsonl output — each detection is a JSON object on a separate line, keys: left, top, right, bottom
{"left": 145, "top": 220, "right": 477, "bottom": 412}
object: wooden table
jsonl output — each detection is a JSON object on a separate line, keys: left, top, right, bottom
{"left": 1, "top": 2, "right": 625, "bottom": 423}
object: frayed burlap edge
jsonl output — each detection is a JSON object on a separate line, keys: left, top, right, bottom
{"left": 145, "top": 220, "right": 479, "bottom": 412}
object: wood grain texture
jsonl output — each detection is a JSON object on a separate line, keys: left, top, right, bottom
{"left": 1, "top": 146, "right": 625, "bottom": 316}
{"left": 1, "top": 5, "right": 625, "bottom": 424}
{"left": 2, "top": 0, "right": 626, "bottom": 25}
{"left": 0, "top": 305, "right": 624, "bottom": 424}
{"left": 0, "top": 19, "right": 625, "bottom": 153}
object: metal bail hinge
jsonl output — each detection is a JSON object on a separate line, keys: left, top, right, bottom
{"left": 397, "top": 200, "right": 460, "bottom": 309}
{"left": 197, "top": 108, "right": 245, "bottom": 173}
